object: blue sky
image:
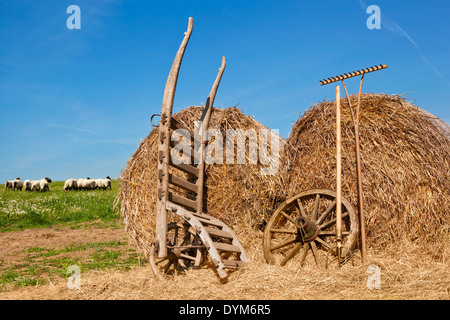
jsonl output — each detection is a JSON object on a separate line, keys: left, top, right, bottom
{"left": 1, "top": 0, "right": 449, "bottom": 181}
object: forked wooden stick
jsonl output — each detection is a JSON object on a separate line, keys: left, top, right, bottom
{"left": 195, "top": 56, "right": 227, "bottom": 215}
{"left": 156, "top": 17, "right": 193, "bottom": 258}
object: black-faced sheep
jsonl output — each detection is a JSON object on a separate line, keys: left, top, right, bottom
{"left": 39, "top": 177, "right": 52, "bottom": 192}
{"left": 13, "top": 178, "right": 23, "bottom": 191}
{"left": 64, "top": 178, "right": 78, "bottom": 191}
{"left": 5, "top": 181, "right": 13, "bottom": 191}
{"left": 24, "top": 180, "right": 32, "bottom": 191}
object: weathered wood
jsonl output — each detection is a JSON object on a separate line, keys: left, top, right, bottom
{"left": 336, "top": 85, "right": 343, "bottom": 263}
{"left": 155, "top": 17, "right": 194, "bottom": 258}
{"left": 193, "top": 214, "right": 225, "bottom": 227}
{"left": 213, "top": 242, "right": 242, "bottom": 253}
{"left": 222, "top": 259, "right": 245, "bottom": 268}
{"left": 168, "top": 192, "right": 198, "bottom": 212}
{"left": 162, "top": 171, "right": 198, "bottom": 193}
{"left": 165, "top": 202, "right": 248, "bottom": 279}
{"left": 203, "top": 226, "right": 234, "bottom": 239}
{"left": 169, "top": 158, "right": 199, "bottom": 177}
{"left": 195, "top": 56, "right": 227, "bottom": 215}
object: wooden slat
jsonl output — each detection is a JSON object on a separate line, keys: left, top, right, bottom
{"left": 222, "top": 259, "right": 245, "bottom": 268}
{"left": 168, "top": 173, "right": 198, "bottom": 193}
{"left": 194, "top": 215, "right": 224, "bottom": 227}
{"left": 169, "top": 158, "right": 199, "bottom": 177}
{"left": 213, "top": 242, "right": 241, "bottom": 253}
{"left": 203, "top": 226, "right": 233, "bottom": 239}
{"left": 168, "top": 192, "right": 198, "bottom": 211}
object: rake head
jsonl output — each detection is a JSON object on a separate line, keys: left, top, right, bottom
{"left": 319, "top": 64, "right": 388, "bottom": 86}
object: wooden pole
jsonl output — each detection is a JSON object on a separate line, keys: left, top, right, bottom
{"left": 355, "top": 74, "right": 368, "bottom": 263}
{"left": 336, "top": 85, "right": 342, "bottom": 264}
{"left": 155, "top": 17, "right": 193, "bottom": 258}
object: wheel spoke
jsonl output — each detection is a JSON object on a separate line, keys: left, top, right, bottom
{"left": 315, "top": 237, "right": 334, "bottom": 252}
{"left": 310, "top": 241, "right": 319, "bottom": 266}
{"left": 316, "top": 200, "right": 336, "bottom": 225}
{"left": 180, "top": 253, "right": 197, "bottom": 261}
{"left": 319, "top": 212, "right": 349, "bottom": 230}
{"left": 269, "top": 238, "right": 297, "bottom": 251}
{"left": 163, "top": 260, "right": 173, "bottom": 273}
{"left": 280, "top": 211, "right": 296, "bottom": 224}
{"left": 280, "top": 242, "right": 303, "bottom": 266}
{"left": 298, "top": 244, "right": 310, "bottom": 266}
{"left": 155, "top": 257, "right": 169, "bottom": 265}
{"left": 296, "top": 199, "right": 307, "bottom": 218}
{"left": 313, "top": 194, "right": 320, "bottom": 221}
{"left": 270, "top": 228, "right": 296, "bottom": 234}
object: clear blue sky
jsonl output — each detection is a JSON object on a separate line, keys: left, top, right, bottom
{"left": 1, "top": 0, "right": 449, "bottom": 182}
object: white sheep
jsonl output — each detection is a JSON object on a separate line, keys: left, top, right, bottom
{"left": 39, "top": 177, "right": 52, "bottom": 192}
{"left": 64, "top": 178, "right": 78, "bottom": 191}
{"left": 77, "top": 177, "right": 93, "bottom": 190}
{"left": 31, "top": 180, "right": 41, "bottom": 191}
{"left": 77, "top": 178, "right": 85, "bottom": 190}
{"left": 13, "top": 178, "right": 23, "bottom": 191}
{"left": 101, "top": 176, "right": 112, "bottom": 190}
{"left": 24, "top": 180, "right": 32, "bottom": 191}
{"left": 83, "top": 178, "right": 96, "bottom": 190}
{"left": 5, "top": 180, "right": 13, "bottom": 191}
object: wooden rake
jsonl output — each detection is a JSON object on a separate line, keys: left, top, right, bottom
{"left": 319, "top": 64, "right": 388, "bottom": 264}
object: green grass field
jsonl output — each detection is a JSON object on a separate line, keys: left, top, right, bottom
{"left": 0, "top": 180, "right": 121, "bottom": 231}
{"left": 0, "top": 180, "right": 140, "bottom": 290}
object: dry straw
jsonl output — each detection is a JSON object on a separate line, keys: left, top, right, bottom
{"left": 117, "top": 106, "right": 286, "bottom": 258}
{"left": 282, "top": 93, "right": 450, "bottom": 245}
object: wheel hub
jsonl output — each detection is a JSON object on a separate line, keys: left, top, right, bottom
{"left": 294, "top": 217, "right": 319, "bottom": 242}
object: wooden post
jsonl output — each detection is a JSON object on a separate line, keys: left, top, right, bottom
{"left": 155, "top": 17, "right": 193, "bottom": 259}
{"left": 336, "top": 85, "right": 342, "bottom": 263}
{"left": 355, "top": 74, "right": 368, "bottom": 264}
{"left": 195, "top": 57, "right": 226, "bottom": 215}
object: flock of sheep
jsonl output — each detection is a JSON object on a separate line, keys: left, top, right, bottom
{"left": 4, "top": 177, "right": 52, "bottom": 192}
{"left": 64, "top": 177, "right": 112, "bottom": 191}
{"left": 4, "top": 176, "right": 112, "bottom": 192}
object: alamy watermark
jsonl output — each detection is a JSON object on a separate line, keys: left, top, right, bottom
{"left": 67, "top": 5, "right": 81, "bottom": 30}
{"left": 170, "top": 124, "right": 280, "bottom": 176}
{"left": 67, "top": 265, "right": 81, "bottom": 290}
{"left": 366, "top": 264, "right": 381, "bottom": 290}
{"left": 366, "top": 5, "right": 381, "bottom": 30}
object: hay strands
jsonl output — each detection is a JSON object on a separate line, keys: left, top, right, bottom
{"left": 319, "top": 64, "right": 388, "bottom": 264}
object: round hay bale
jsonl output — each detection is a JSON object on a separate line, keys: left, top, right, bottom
{"left": 118, "top": 106, "right": 285, "bottom": 257}
{"left": 282, "top": 93, "right": 450, "bottom": 245}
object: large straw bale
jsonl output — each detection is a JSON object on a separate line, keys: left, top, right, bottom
{"left": 282, "top": 93, "right": 450, "bottom": 245}
{"left": 118, "top": 106, "right": 285, "bottom": 256}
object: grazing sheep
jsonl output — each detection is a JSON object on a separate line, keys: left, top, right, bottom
{"left": 31, "top": 180, "right": 41, "bottom": 191}
{"left": 64, "top": 178, "right": 78, "bottom": 191}
{"left": 83, "top": 178, "right": 96, "bottom": 190}
{"left": 39, "top": 177, "right": 52, "bottom": 192}
{"left": 24, "top": 180, "right": 32, "bottom": 191}
{"left": 5, "top": 181, "right": 13, "bottom": 191}
{"left": 13, "top": 178, "right": 23, "bottom": 191}
{"left": 77, "top": 178, "right": 85, "bottom": 191}
{"left": 76, "top": 177, "right": 93, "bottom": 190}
{"left": 102, "top": 176, "right": 112, "bottom": 190}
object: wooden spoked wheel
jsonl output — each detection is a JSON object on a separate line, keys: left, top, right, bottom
{"left": 150, "top": 222, "right": 205, "bottom": 279}
{"left": 263, "top": 189, "right": 359, "bottom": 268}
